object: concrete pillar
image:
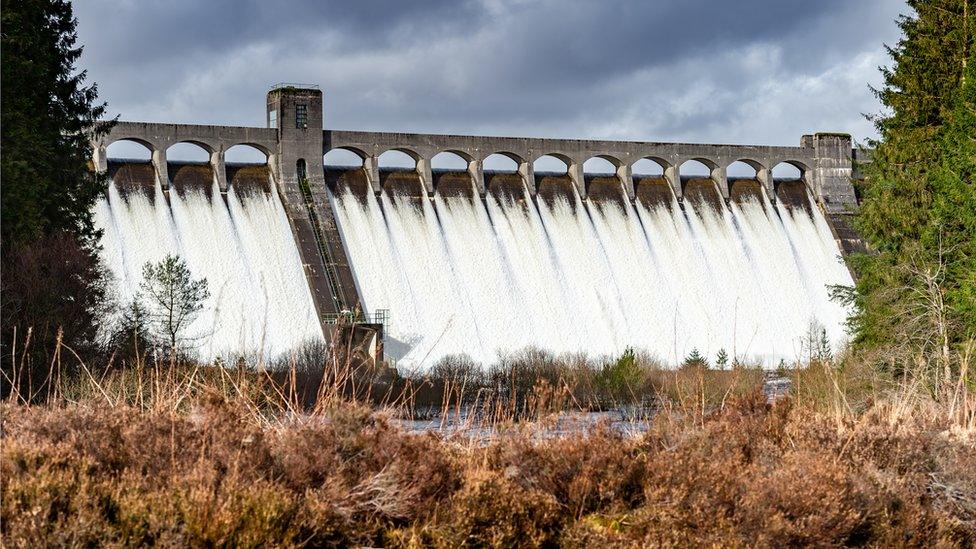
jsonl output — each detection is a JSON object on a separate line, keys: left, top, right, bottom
{"left": 519, "top": 160, "right": 536, "bottom": 196}
{"left": 810, "top": 133, "right": 856, "bottom": 213}
{"left": 617, "top": 163, "right": 635, "bottom": 201}
{"left": 417, "top": 156, "right": 434, "bottom": 197}
{"left": 92, "top": 144, "right": 108, "bottom": 174}
{"left": 267, "top": 153, "right": 280, "bottom": 188}
{"left": 665, "top": 164, "right": 682, "bottom": 201}
{"left": 711, "top": 165, "right": 729, "bottom": 199}
{"left": 152, "top": 149, "right": 169, "bottom": 190}
{"left": 568, "top": 162, "right": 586, "bottom": 200}
{"left": 756, "top": 167, "right": 775, "bottom": 203}
{"left": 469, "top": 159, "right": 485, "bottom": 196}
{"left": 210, "top": 149, "right": 228, "bottom": 192}
{"left": 363, "top": 155, "right": 381, "bottom": 195}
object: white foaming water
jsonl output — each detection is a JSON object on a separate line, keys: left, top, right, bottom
{"left": 94, "top": 179, "right": 323, "bottom": 359}
{"left": 332, "top": 187, "right": 853, "bottom": 370}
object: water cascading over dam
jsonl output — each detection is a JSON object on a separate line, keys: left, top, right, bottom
{"left": 330, "top": 176, "right": 853, "bottom": 370}
{"left": 94, "top": 163, "right": 323, "bottom": 357}
{"left": 90, "top": 84, "right": 863, "bottom": 368}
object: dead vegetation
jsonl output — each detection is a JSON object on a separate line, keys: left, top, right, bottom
{"left": 2, "top": 340, "right": 974, "bottom": 547}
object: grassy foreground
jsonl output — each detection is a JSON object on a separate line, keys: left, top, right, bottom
{"left": 2, "top": 349, "right": 975, "bottom": 547}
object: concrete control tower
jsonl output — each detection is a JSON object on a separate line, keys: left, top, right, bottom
{"left": 265, "top": 84, "right": 360, "bottom": 322}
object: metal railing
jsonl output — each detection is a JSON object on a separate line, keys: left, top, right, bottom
{"left": 297, "top": 176, "right": 346, "bottom": 312}
{"left": 323, "top": 309, "right": 390, "bottom": 326}
{"left": 268, "top": 82, "right": 320, "bottom": 92}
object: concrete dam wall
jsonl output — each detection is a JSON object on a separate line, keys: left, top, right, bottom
{"left": 92, "top": 85, "right": 859, "bottom": 367}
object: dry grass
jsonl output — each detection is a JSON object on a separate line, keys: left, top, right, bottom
{"left": 2, "top": 341, "right": 974, "bottom": 547}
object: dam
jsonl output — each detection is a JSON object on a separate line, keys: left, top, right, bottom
{"left": 92, "top": 84, "right": 861, "bottom": 369}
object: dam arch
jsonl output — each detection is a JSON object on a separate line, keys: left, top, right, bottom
{"left": 323, "top": 147, "right": 371, "bottom": 195}
{"left": 378, "top": 148, "right": 418, "bottom": 168}
{"left": 633, "top": 157, "right": 666, "bottom": 175}
{"left": 431, "top": 151, "right": 480, "bottom": 196}
{"left": 101, "top": 137, "right": 156, "bottom": 160}
{"left": 631, "top": 156, "right": 677, "bottom": 206}
{"left": 678, "top": 158, "right": 725, "bottom": 203}
{"left": 483, "top": 152, "right": 521, "bottom": 171}
{"left": 167, "top": 141, "right": 213, "bottom": 160}
{"left": 378, "top": 149, "right": 426, "bottom": 196}
{"left": 584, "top": 155, "right": 629, "bottom": 201}
{"left": 103, "top": 139, "right": 155, "bottom": 190}
{"left": 727, "top": 159, "right": 762, "bottom": 176}
{"left": 431, "top": 150, "right": 470, "bottom": 170}
{"left": 165, "top": 142, "right": 218, "bottom": 192}
{"left": 583, "top": 156, "right": 618, "bottom": 174}
{"left": 533, "top": 153, "right": 570, "bottom": 173}
{"left": 534, "top": 154, "right": 584, "bottom": 200}
{"left": 224, "top": 144, "right": 270, "bottom": 192}
{"left": 106, "top": 138, "right": 153, "bottom": 161}
{"left": 771, "top": 160, "right": 814, "bottom": 205}
{"left": 483, "top": 152, "right": 527, "bottom": 197}
{"left": 772, "top": 161, "right": 803, "bottom": 179}
{"left": 324, "top": 146, "right": 368, "bottom": 167}
{"left": 225, "top": 143, "right": 269, "bottom": 163}
{"left": 726, "top": 159, "right": 771, "bottom": 202}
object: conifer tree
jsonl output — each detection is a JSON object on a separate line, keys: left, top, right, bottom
{"left": 848, "top": 0, "right": 975, "bottom": 348}
{"left": 1, "top": 0, "right": 112, "bottom": 245}
{"left": 139, "top": 255, "right": 210, "bottom": 356}
{"left": 1, "top": 0, "right": 115, "bottom": 398}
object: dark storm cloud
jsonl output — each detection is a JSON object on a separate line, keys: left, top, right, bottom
{"left": 74, "top": 0, "right": 906, "bottom": 148}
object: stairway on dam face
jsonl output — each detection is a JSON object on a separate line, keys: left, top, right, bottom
{"left": 277, "top": 173, "right": 362, "bottom": 323}
{"left": 299, "top": 176, "right": 361, "bottom": 315}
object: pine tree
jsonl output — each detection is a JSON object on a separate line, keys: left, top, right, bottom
{"left": 849, "top": 0, "right": 975, "bottom": 348}
{"left": 1, "top": 0, "right": 113, "bottom": 244}
{"left": 1, "top": 0, "right": 114, "bottom": 399}
{"left": 139, "top": 255, "right": 210, "bottom": 356}
{"left": 926, "top": 49, "right": 976, "bottom": 331}
{"left": 716, "top": 348, "right": 729, "bottom": 370}
{"left": 682, "top": 348, "right": 708, "bottom": 369}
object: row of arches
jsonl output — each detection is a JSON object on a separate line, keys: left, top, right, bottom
{"left": 105, "top": 140, "right": 269, "bottom": 164}
{"left": 323, "top": 149, "right": 802, "bottom": 179}
{"left": 323, "top": 146, "right": 808, "bottom": 201}
{"left": 103, "top": 138, "right": 809, "bottom": 200}
{"left": 105, "top": 140, "right": 805, "bottom": 179}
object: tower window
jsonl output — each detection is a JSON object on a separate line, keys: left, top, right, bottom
{"left": 296, "top": 159, "right": 307, "bottom": 180}
{"left": 295, "top": 104, "right": 308, "bottom": 129}
{"left": 268, "top": 109, "right": 277, "bottom": 128}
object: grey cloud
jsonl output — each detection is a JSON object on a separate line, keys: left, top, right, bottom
{"left": 75, "top": 0, "right": 907, "bottom": 148}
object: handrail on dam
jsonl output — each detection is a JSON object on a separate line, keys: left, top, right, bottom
{"left": 269, "top": 82, "right": 320, "bottom": 92}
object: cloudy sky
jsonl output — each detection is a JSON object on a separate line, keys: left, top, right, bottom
{"left": 76, "top": 0, "right": 906, "bottom": 163}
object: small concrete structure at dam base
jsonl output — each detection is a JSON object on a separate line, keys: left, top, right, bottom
{"left": 91, "top": 84, "right": 864, "bottom": 352}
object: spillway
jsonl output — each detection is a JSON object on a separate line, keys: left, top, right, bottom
{"left": 331, "top": 182, "right": 853, "bottom": 370}
{"left": 93, "top": 174, "right": 323, "bottom": 359}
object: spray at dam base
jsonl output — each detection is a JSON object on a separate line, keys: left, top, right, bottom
{"left": 90, "top": 84, "right": 860, "bottom": 372}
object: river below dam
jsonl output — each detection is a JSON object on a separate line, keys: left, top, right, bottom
{"left": 393, "top": 375, "right": 793, "bottom": 440}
